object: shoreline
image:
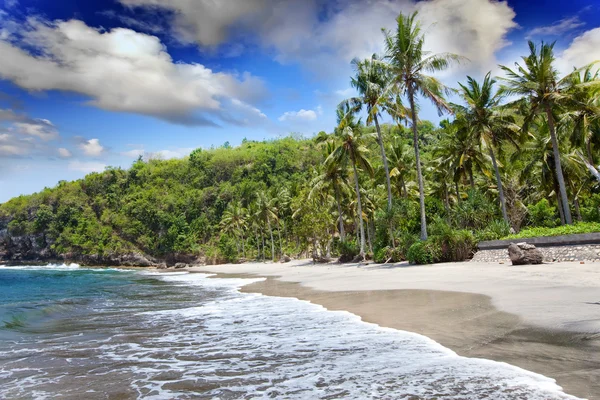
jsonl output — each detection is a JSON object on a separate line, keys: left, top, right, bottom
{"left": 192, "top": 260, "right": 600, "bottom": 399}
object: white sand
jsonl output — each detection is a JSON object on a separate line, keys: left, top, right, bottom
{"left": 193, "top": 259, "right": 600, "bottom": 333}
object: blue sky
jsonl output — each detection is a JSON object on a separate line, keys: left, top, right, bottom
{"left": 1, "top": 0, "right": 600, "bottom": 202}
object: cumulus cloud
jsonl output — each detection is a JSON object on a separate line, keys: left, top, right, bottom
{"left": 57, "top": 147, "right": 72, "bottom": 158}
{"left": 68, "top": 160, "right": 107, "bottom": 173}
{"left": 0, "top": 17, "right": 268, "bottom": 126}
{"left": 77, "top": 138, "right": 105, "bottom": 157}
{"left": 556, "top": 27, "right": 600, "bottom": 74}
{"left": 278, "top": 108, "right": 319, "bottom": 123}
{"left": 527, "top": 16, "right": 585, "bottom": 39}
{"left": 0, "top": 108, "right": 60, "bottom": 157}
{"left": 119, "top": 0, "right": 518, "bottom": 78}
{"left": 121, "top": 146, "right": 195, "bottom": 159}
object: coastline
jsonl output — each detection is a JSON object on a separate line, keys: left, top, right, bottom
{"left": 191, "top": 260, "right": 600, "bottom": 399}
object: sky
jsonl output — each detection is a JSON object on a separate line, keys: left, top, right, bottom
{"left": 1, "top": 0, "right": 600, "bottom": 203}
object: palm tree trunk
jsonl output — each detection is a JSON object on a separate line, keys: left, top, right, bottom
{"left": 241, "top": 232, "right": 246, "bottom": 259}
{"left": 557, "top": 191, "right": 565, "bottom": 225}
{"left": 334, "top": 186, "right": 345, "bottom": 242}
{"left": 351, "top": 158, "right": 366, "bottom": 257}
{"left": 546, "top": 105, "right": 572, "bottom": 224}
{"left": 443, "top": 181, "right": 450, "bottom": 215}
{"left": 455, "top": 181, "right": 461, "bottom": 204}
{"left": 401, "top": 177, "right": 408, "bottom": 197}
{"left": 468, "top": 167, "right": 475, "bottom": 190}
{"left": 277, "top": 225, "right": 283, "bottom": 259}
{"left": 261, "top": 229, "right": 265, "bottom": 261}
{"left": 266, "top": 215, "right": 275, "bottom": 262}
{"left": 489, "top": 147, "right": 509, "bottom": 224}
{"left": 574, "top": 197, "right": 582, "bottom": 221}
{"left": 409, "top": 89, "right": 428, "bottom": 240}
{"left": 374, "top": 115, "right": 393, "bottom": 211}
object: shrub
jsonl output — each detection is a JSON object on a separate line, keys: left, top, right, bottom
{"left": 475, "top": 220, "right": 511, "bottom": 242}
{"left": 373, "top": 246, "right": 404, "bottom": 263}
{"left": 502, "top": 221, "right": 600, "bottom": 240}
{"left": 338, "top": 239, "right": 359, "bottom": 263}
{"left": 407, "top": 240, "right": 441, "bottom": 265}
{"left": 428, "top": 217, "right": 476, "bottom": 262}
{"left": 451, "top": 189, "right": 498, "bottom": 230}
{"left": 527, "top": 199, "right": 558, "bottom": 228}
{"left": 218, "top": 235, "right": 238, "bottom": 263}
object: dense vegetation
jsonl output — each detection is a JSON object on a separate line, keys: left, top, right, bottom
{"left": 1, "top": 11, "right": 599, "bottom": 265}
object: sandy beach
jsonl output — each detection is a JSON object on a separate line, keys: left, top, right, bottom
{"left": 192, "top": 260, "right": 600, "bottom": 399}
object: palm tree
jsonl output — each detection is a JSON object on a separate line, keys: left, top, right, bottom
{"left": 342, "top": 54, "right": 394, "bottom": 211}
{"left": 498, "top": 41, "right": 591, "bottom": 224}
{"left": 382, "top": 11, "right": 463, "bottom": 240}
{"left": 326, "top": 108, "right": 374, "bottom": 258}
{"left": 220, "top": 200, "right": 247, "bottom": 258}
{"left": 256, "top": 191, "right": 278, "bottom": 262}
{"left": 310, "top": 140, "right": 351, "bottom": 242}
{"left": 454, "top": 73, "right": 518, "bottom": 224}
{"left": 387, "top": 136, "right": 413, "bottom": 198}
{"left": 564, "top": 66, "right": 600, "bottom": 165}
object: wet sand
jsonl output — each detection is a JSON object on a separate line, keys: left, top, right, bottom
{"left": 192, "top": 260, "right": 600, "bottom": 399}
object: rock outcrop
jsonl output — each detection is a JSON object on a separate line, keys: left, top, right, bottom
{"left": 508, "top": 242, "right": 544, "bottom": 265}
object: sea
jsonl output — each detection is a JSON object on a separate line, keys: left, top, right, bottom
{"left": 0, "top": 264, "right": 580, "bottom": 399}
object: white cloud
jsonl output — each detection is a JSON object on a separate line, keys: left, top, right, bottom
{"left": 278, "top": 108, "right": 319, "bottom": 122}
{"left": 57, "top": 147, "right": 72, "bottom": 158}
{"left": 0, "top": 108, "right": 61, "bottom": 157}
{"left": 13, "top": 119, "right": 58, "bottom": 141}
{"left": 121, "top": 0, "right": 518, "bottom": 78}
{"left": 527, "top": 16, "right": 585, "bottom": 39}
{"left": 121, "top": 146, "right": 194, "bottom": 159}
{"left": 78, "top": 138, "right": 104, "bottom": 157}
{"left": 557, "top": 27, "right": 600, "bottom": 74}
{"left": 68, "top": 160, "right": 107, "bottom": 173}
{"left": 0, "top": 17, "right": 267, "bottom": 126}
{"left": 122, "top": 148, "right": 145, "bottom": 158}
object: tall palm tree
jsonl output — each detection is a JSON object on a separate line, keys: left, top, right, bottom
{"left": 342, "top": 54, "right": 394, "bottom": 211}
{"left": 310, "top": 140, "right": 351, "bottom": 242}
{"left": 220, "top": 200, "right": 247, "bottom": 258}
{"left": 326, "top": 108, "right": 374, "bottom": 258}
{"left": 382, "top": 11, "right": 463, "bottom": 240}
{"left": 564, "top": 66, "right": 600, "bottom": 165}
{"left": 256, "top": 191, "right": 278, "bottom": 262}
{"left": 498, "top": 41, "right": 590, "bottom": 224}
{"left": 387, "top": 136, "right": 413, "bottom": 198}
{"left": 454, "top": 73, "right": 518, "bottom": 224}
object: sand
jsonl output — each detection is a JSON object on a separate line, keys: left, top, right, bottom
{"left": 190, "top": 260, "right": 600, "bottom": 399}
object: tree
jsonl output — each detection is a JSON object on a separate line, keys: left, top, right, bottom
{"left": 310, "top": 140, "right": 351, "bottom": 242}
{"left": 498, "top": 41, "right": 593, "bottom": 224}
{"left": 256, "top": 191, "right": 278, "bottom": 261}
{"left": 326, "top": 107, "right": 374, "bottom": 258}
{"left": 343, "top": 54, "right": 394, "bottom": 211}
{"left": 220, "top": 200, "right": 247, "bottom": 258}
{"left": 382, "top": 11, "right": 463, "bottom": 239}
{"left": 454, "top": 73, "right": 518, "bottom": 224}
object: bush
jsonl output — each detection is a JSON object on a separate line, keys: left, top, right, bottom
{"left": 373, "top": 246, "right": 404, "bottom": 263}
{"left": 218, "top": 235, "right": 238, "bottom": 263}
{"left": 451, "top": 189, "right": 498, "bottom": 230}
{"left": 338, "top": 239, "right": 359, "bottom": 263}
{"left": 428, "top": 217, "right": 476, "bottom": 262}
{"left": 407, "top": 240, "right": 441, "bottom": 265}
{"left": 527, "top": 199, "right": 558, "bottom": 228}
{"left": 475, "top": 220, "right": 511, "bottom": 242}
{"left": 502, "top": 221, "right": 600, "bottom": 240}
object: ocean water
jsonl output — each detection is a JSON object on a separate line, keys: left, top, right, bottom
{"left": 0, "top": 265, "right": 580, "bottom": 399}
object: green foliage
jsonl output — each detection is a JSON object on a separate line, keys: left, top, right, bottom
{"left": 475, "top": 220, "right": 511, "bottom": 242}
{"left": 407, "top": 240, "right": 441, "bottom": 265}
{"left": 527, "top": 199, "right": 558, "bottom": 228}
{"left": 218, "top": 235, "right": 238, "bottom": 263}
{"left": 502, "top": 222, "right": 600, "bottom": 240}
{"left": 452, "top": 189, "right": 498, "bottom": 230}
{"left": 428, "top": 218, "right": 476, "bottom": 262}
{"left": 338, "top": 240, "right": 359, "bottom": 263}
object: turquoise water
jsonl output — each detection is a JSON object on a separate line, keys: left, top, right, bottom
{"left": 0, "top": 265, "right": 580, "bottom": 399}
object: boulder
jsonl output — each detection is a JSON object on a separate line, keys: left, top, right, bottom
{"left": 280, "top": 255, "right": 291, "bottom": 263}
{"left": 508, "top": 242, "right": 544, "bottom": 265}
{"left": 174, "top": 263, "right": 188, "bottom": 269}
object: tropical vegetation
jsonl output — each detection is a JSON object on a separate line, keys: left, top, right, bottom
{"left": 1, "top": 11, "right": 600, "bottom": 265}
